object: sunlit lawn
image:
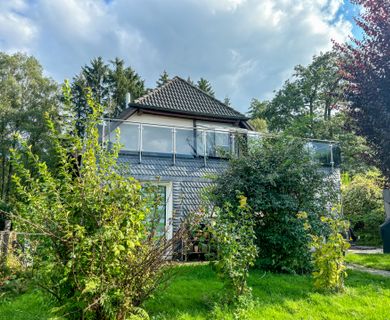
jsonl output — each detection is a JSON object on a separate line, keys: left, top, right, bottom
{"left": 346, "top": 253, "right": 390, "bottom": 271}
{"left": 2, "top": 263, "right": 390, "bottom": 320}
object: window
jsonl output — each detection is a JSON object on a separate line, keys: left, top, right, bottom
{"left": 144, "top": 182, "right": 173, "bottom": 239}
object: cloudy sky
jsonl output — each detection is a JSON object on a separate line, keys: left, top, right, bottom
{"left": 0, "top": 0, "right": 359, "bottom": 113}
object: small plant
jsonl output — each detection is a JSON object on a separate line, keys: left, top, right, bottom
{"left": 210, "top": 196, "right": 257, "bottom": 301}
{"left": 311, "top": 211, "right": 350, "bottom": 292}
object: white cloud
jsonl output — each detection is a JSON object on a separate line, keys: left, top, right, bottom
{"left": 0, "top": 0, "right": 352, "bottom": 112}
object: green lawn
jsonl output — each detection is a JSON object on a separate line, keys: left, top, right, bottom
{"left": 346, "top": 253, "right": 390, "bottom": 271}
{"left": 0, "top": 289, "right": 59, "bottom": 320}
{"left": 2, "top": 264, "right": 390, "bottom": 320}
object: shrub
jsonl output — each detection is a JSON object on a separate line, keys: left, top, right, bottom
{"left": 212, "top": 136, "right": 336, "bottom": 273}
{"left": 342, "top": 170, "right": 385, "bottom": 245}
{"left": 10, "top": 83, "right": 178, "bottom": 320}
{"left": 311, "top": 212, "right": 350, "bottom": 292}
{"left": 210, "top": 196, "right": 257, "bottom": 300}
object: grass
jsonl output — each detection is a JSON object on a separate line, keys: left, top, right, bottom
{"left": 346, "top": 253, "right": 390, "bottom": 271}
{"left": 0, "top": 289, "right": 58, "bottom": 320}
{"left": 145, "top": 264, "right": 390, "bottom": 319}
{"left": 2, "top": 264, "right": 390, "bottom": 320}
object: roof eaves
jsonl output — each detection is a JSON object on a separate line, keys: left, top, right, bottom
{"left": 129, "top": 102, "right": 249, "bottom": 121}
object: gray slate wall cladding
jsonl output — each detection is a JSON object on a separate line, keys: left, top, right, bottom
{"left": 118, "top": 153, "right": 340, "bottom": 232}
{"left": 118, "top": 154, "right": 228, "bottom": 231}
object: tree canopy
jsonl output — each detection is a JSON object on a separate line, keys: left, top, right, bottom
{"left": 336, "top": 0, "right": 390, "bottom": 184}
{"left": 0, "top": 52, "right": 59, "bottom": 207}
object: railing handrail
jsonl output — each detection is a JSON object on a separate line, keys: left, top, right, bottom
{"left": 101, "top": 118, "right": 339, "bottom": 144}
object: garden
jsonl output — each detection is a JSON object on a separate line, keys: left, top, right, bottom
{"left": 1, "top": 1, "right": 390, "bottom": 319}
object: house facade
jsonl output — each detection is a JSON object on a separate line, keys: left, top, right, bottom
{"left": 101, "top": 76, "right": 340, "bottom": 240}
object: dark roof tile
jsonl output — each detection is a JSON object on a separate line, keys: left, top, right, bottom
{"left": 131, "top": 76, "right": 247, "bottom": 120}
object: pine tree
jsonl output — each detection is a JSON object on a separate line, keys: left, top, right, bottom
{"left": 156, "top": 70, "right": 169, "bottom": 87}
{"left": 197, "top": 78, "right": 215, "bottom": 97}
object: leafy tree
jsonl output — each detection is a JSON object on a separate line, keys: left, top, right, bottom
{"left": 212, "top": 136, "right": 335, "bottom": 273}
{"left": 156, "top": 70, "right": 170, "bottom": 87}
{"left": 0, "top": 52, "right": 59, "bottom": 207}
{"left": 250, "top": 52, "right": 372, "bottom": 174}
{"left": 253, "top": 52, "right": 342, "bottom": 138}
{"left": 10, "top": 83, "right": 178, "bottom": 319}
{"left": 336, "top": 0, "right": 390, "bottom": 183}
{"left": 342, "top": 170, "right": 385, "bottom": 245}
{"left": 197, "top": 78, "right": 215, "bottom": 97}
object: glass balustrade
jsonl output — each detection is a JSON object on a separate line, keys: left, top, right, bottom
{"left": 101, "top": 119, "right": 340, "bottom": 168}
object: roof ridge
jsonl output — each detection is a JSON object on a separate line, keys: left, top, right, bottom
{"left": 135, "top": 77, "right": 176, "bottom": 103}
{"left": 174, "top": 76, "right": 244, "bottom": 117}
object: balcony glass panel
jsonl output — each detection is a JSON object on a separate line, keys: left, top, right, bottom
{"left": 176, "top": 128, "right": 196, "bottom": 156}
{"left": 307, "top": 141, "right": 340, "bottom": 167}
{"left": 117, "top": 122, "right": 139, "bottom": 151}
{"left": 142, "top": 125, "right": 172, "bottom": 154}
{"left": 207, "top": 130, "right": 231, "bottom": 157}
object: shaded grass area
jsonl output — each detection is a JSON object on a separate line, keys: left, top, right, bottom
{"left": 0, "top": 289, "right": 58, "bottom": 320}
{"left": 346, "top": 253, "right": 390, "bottom": 271}
{"left": 2, "top": 264, "right": 390, "bottom": 320}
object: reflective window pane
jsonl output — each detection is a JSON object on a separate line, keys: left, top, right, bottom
{"left": 118, "top": 123, "right": 139, "bottom": 151}
{"left": 307, "top": 141, "right": 340, "bottom": 167}
{"left": 206, "top": 131, "right": 231, "bottom": 157}
{"left": 143, "top": 125, "right": 172, "bottom": 153}
{"left": 176, "top": 129, "right": 196, "bottom": 156}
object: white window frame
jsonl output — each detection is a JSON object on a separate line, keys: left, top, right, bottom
{"left": 142, "top": 181, "right": 173, "bottom": 240}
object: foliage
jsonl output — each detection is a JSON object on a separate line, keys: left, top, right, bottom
{"left": 253, "top": 52, "right": 343, "bottom": 137}
{"left": 156, "top": 71, "right": 170, "bottom": 87}
{"left": 71, "top": 56, "right": 146, "bottom": 135}
{"left": 342, "top": 170, "right": 385, "bottom": 245}
{"left": 249, "top": 51, "right": 373, "bottom": 174}
{"left": 0, "top": 52, "right": 59, "bottom": 206}
{"left": 10, "top": 82, "right": 177, "bottom": 320}
{"left": 311, "top": 213, "right": 350, "bottom": 292}
{"left": 346, "top": 253, "right": 390, "bottom": 271}
{"left": 196, "top": 78, "right": 215, "bottom": 97}
{"left": 336, "top": 0, "right": 390, "bottom": 183}
{"left": 212, "top": 136, "right": 335, "bottom": 273}
{"left": 210, "top": 196, "right": 257, "bottom": 300}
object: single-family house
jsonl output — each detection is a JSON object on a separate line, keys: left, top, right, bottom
{"left": 101, "top": 76, "right": 340, "bottom": 244}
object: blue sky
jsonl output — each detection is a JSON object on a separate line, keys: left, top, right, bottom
{"left": 0, "top": 0, "right": 360, "bottom": 113}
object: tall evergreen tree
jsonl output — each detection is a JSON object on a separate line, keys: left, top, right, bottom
{"left": 82, "top": 57, "right": 109, "bottom": 105}
{"left": 156, "top": 70, "right": 170, "bottom": 87}
{"left": 107, "top": 58, "right": 145, "bottom": 117}
{"left": 197, "top": 78, "right": 215, "bottom": 97}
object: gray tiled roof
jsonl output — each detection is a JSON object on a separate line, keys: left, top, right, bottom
{"left": 132, "top": 77, "right": 248, "bottom": 120}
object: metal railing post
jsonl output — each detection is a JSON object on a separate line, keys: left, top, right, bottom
{"left": 139, "top": 124, "right": 143, "bottom": 164}
{"left": 172, "top": 128, "right": 176, "bottom": 166}
{"left": 203, "top": 130, "right": 207, "bottom": 167}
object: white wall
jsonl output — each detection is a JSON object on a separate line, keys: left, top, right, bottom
{"left": 128, "top": 113, "right": 193, "bottom": 127}
{"left": 127, "top": 112, "right": 237, "bottom": 130}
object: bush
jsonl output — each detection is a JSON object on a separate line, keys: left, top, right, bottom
{"left": 212, "top": 136, "right": 336, "bottom": 273}
{"left": 342, "top": 170, "right": 385, "bottom": 245}
{"left": 10, "top": 83, "right": 178, "bottom": 320}
{"left": 210, "top": 196, "right": 257, "bottom": 299}
{"left": 311, "top": 212, "right": 350, "bottom": 292}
